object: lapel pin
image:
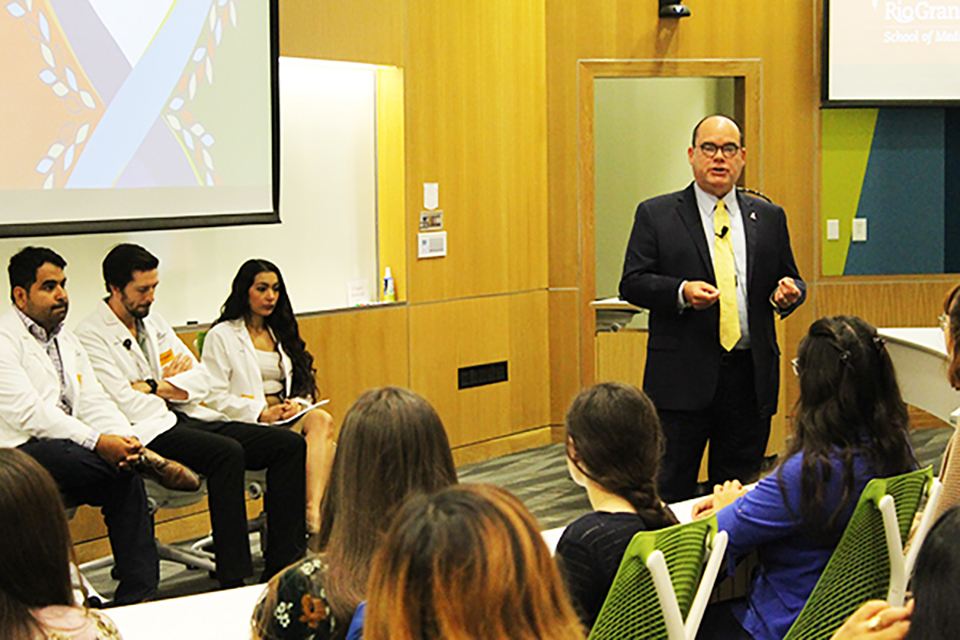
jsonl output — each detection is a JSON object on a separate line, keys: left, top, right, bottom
{"left": 750, "top": 212, "right": 757, "bottom": 221}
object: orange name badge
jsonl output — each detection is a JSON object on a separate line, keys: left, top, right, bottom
{"left": 159, "top": 349, "right": 175, "bottom": 366}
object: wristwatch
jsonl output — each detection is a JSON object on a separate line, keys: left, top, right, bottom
{"left": 145, "top": 379, "right": 159, "bottom": 395}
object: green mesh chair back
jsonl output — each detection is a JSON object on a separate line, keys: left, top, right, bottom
{"left": 195, "top": 330, "right": 207, "bottom": 357}
{"left": 588, "top": 516, "right": 719, "bottom": 640}
{"left": 783, "top": 466, "right": 933, "bottom": 640}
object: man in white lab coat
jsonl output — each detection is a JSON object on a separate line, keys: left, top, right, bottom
{"left": 76, "top": 244, "right": 307, "bottom": 586}
{"left": 0, "top": 247, "right": 160, "bottom": 604}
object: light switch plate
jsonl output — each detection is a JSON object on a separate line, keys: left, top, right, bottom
{"left": 418, "top": 231, "right": 447, "bottom": 259}
{"left": 852, "top": 218, "right": 867, "bottom": 242}
{"left": 826, "top": 219, "right": 840, "bottom": 241}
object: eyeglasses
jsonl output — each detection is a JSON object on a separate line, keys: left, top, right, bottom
{"left": 791, "top": 357, "right": 800, "bottom": 377}
{"left": 698, "top": 142, "right": 741, "bottom": 159}
{"left": 940, "top": 313, "right": 950, "bottom": 332}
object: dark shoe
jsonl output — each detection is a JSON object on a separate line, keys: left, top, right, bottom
{"left": 136, "top": 449, "right": 201, "bottom": 492}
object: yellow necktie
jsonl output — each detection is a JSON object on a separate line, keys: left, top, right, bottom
{"left": 714, "top": 199, "right": 740, "bottom": 351}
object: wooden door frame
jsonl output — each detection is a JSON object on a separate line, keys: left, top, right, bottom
{"left": 578, "top": 58, "right": 762, "bottom": 387}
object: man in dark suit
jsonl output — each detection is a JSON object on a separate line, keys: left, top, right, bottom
{"left": 619, "top": 115, "right": 805, "bottom": 502}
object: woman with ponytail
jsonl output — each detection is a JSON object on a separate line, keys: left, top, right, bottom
{"left": 693, "top": 316, "right": 917, "bottom": 640}
{"left": 556, "top": 382, "right": 678, "bottom": 630}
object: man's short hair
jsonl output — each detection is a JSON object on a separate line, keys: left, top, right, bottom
{"left": 8, "top": 247, "right": 66, "bottom": 303}
{"left": 691, "top": 114, "right": 745, "bottom": 147}
{"left": 102, "top": 244, "right": 159, "bottom": 293}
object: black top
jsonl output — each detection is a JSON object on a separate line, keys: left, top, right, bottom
{"left": 556, "top": 511, "right": 662, "bottom": 630}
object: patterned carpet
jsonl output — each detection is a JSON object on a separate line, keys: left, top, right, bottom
{"left": 458, "top": 443, "right": 590, "bottom": 531}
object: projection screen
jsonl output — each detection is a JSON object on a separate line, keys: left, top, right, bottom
{"left": 0, "top": 0, "right": 279, "bottom": 237}
{"left": 825, "top": 0, "right": 960, "bottom": 105}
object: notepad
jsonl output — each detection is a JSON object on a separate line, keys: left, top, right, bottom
{"left": 271, "top": 399, "right": 330, "bottom": 426}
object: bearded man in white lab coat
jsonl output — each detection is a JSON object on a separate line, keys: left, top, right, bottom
{"left": 76, "top": 244, "right": 307, "bottom": 586}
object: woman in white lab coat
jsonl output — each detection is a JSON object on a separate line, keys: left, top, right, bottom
{"left": 203, "top": 259, "right": 335, "bottom": 536}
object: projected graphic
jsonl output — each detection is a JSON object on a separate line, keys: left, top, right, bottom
{"left": 1, "top": 0, "right": 242, "bottom": 191}
{"left": 828, "top": 0, "right": 960, "bottom": 102}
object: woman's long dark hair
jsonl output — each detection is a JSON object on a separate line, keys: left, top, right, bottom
{"left": 905, "top": 507, "right": 960, "bottom": 640}
{"left": 213, "top": 259, "right": 318, "bottom": 399}
{"left": 783, "top": 316, "right": 916, "bottom": 536}
{"left": 0, "top": 448, "right": 75, "bottom": 640}
{"left": 565, "top": 382, "right": 678, "bottom": 530}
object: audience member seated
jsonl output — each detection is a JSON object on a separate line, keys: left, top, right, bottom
{"left": 77, "top": 244, "right": 308, "bottom": 586}
{"left": 901, "top": 505, "right": 960, "bottom": 640}
{"left": 0, "top": 447, "right": 122, "bottom": 639}
{"left": 0, "top": 246, "right": 196, "bottom": 604}
{"left": 364, "top": 483, "right": 585, "bottom": 640}
{"left": 830, "top": 600, "right": 912, "bottom": 640}
{"left": 250, "top": 387, "right": 458, "bottom": 640}
{"left": 202, "top": 258, "right": 335, "bottom": 537}
{"left": 826, "top": 507, "right": 960, "bottom": 640}
{"left": 693, "top": 316, "right": 917, "bottom": 640}
{"left": 934, "top": 285, "right": 960, "bottom": 519}
{"left": 555, "top": 381, "right": 679, "bottom": 630}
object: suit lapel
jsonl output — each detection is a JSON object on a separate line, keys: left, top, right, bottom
{"left": 677, "top": 185, "right": 714, "bottom": 280}
{"left": 738, "top": 191, "right": 758, "bottom": 286}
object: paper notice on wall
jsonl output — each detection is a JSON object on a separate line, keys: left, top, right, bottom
{"left": 424, "top": 182, "right": 439, "bottom": 210}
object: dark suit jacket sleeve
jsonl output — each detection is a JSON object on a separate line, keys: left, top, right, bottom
{"left": 619, "top": 199, "right": 686, "bottom": 315}
{"left": 771, "top": 205, "right": 806, "bottom": 319}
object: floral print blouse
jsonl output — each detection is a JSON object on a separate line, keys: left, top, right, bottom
{"left": 254, "top": 557, "right": 338, "bottom": 640}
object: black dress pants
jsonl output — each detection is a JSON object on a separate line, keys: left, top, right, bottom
{"left": 697, "top": 599, "right": 756, "bottom": 640}
{"left": 151, "top": 413, "right": 306, "bottom": 582}
{"left": 19, "top": 438, "right": 159, "bottom": 605}
{"left": 656, "top": 350, "right": 771, "bottom": 503}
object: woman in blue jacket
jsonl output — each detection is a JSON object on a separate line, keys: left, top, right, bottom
{"left": 695, "top": 316, "right": 917, "bottom": 640}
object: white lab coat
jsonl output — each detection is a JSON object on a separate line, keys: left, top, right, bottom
{"left": 0, "top": 307, "right": 134, "bottom": 448}
{"left": 76, "top": 301, "right": 224, "bottom": 444}
{"left": 201, "top": 318, "right": 295, "bottom": 424}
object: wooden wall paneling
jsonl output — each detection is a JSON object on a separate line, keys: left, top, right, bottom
{"left": 70, "top": 506, "right": 108, "bottom": 548}
{"left": 71, "top": 497, "right": 263, "bottom": 564}
{"left": 75, "top": 538, "right": 112, "bottom": 565}
{"left": 771, "top": 318, "right": 788, "bottom": 456}
{"left": 451, "top": 427, "right": 557, "bottom": 468}
{"left": 377, "top": 67, "right": 407, "bottom": 302}
{"left": 404, "top": 0, "right": 548, "bottom": 304}
{"left": 816, "top": 278, "right": 957, "bottom": 329}
{"left": 299, "top": 306, "right": 411, "bottom": 426}
{"left": 409, "top": 296, "right": 511, "bottom": 448}
{"left": 545, "top": 2, "right": 585, "bottom": 449}
{"left": 546, "top": 0, "right": 817, "bottom": 456}
{"left": 507, "top": 291, "right": 553, "bottom": 436}
{"left": 595, "top": 330, "right": 647, "bottom": 389}
{"left": 549, "top": 289, "right": 581, "bottom": 425}
{"left": 279, "top": 0, "right": 403, "bottom": 66}
{"left": 408, "top": 292, "right": 550, "bottom": 449}
{"left": 179, "top": 329, "right": 200, "bottom": 359}
{"left": 577, "top": 62, "right": 598, "bottom": 387}
{"left": 545, "top": 1, "right": 580, "bottom": 291}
